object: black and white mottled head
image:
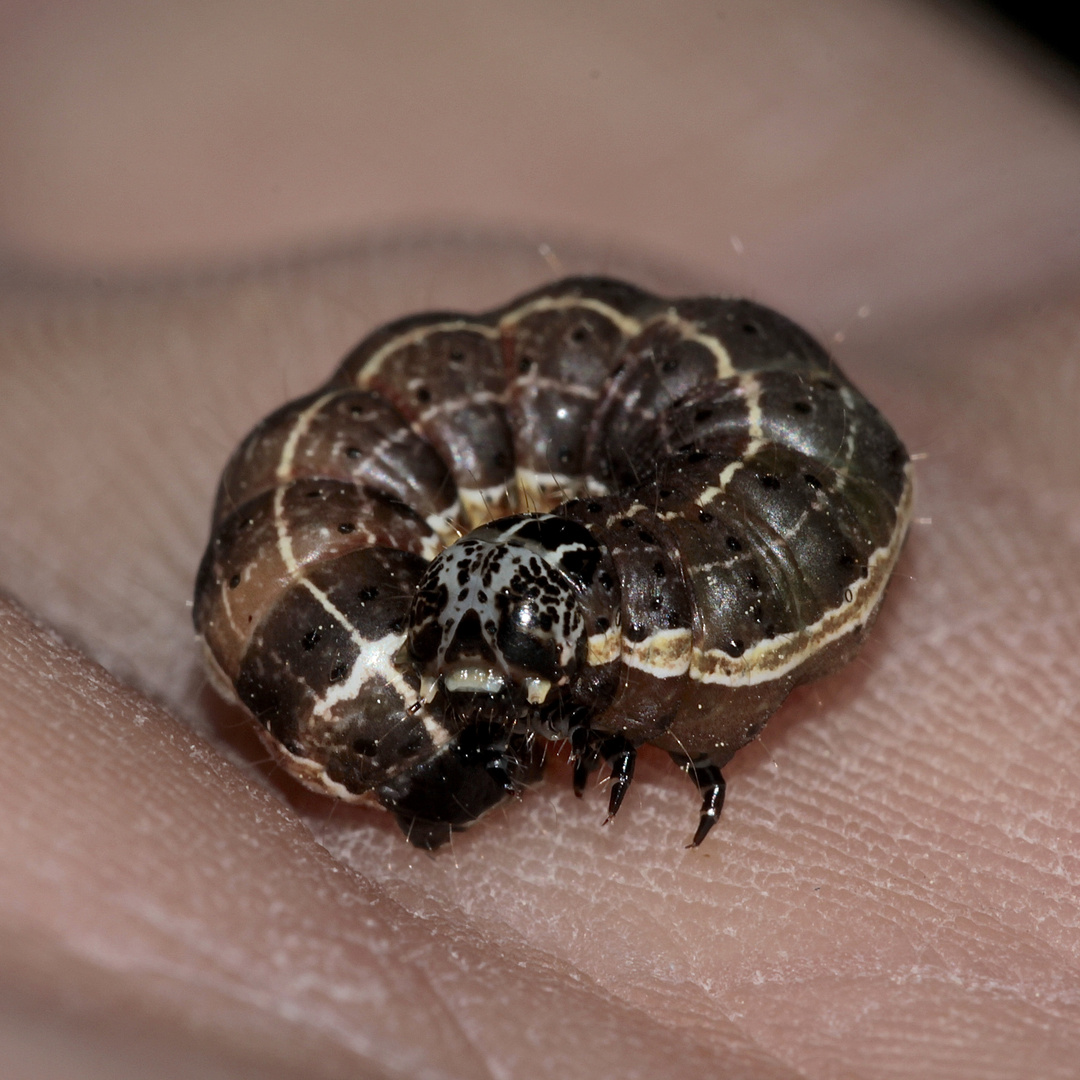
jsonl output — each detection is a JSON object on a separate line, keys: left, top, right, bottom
{"left": 367, "top": 514, "right": 606, "bottom": 848}
{"left": 407, "top": 514, "right": 600, "bottom": 717}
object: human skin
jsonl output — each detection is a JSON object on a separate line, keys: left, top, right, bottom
{"left": 1, "top": 3, "right": 1079, "bottom": 1078}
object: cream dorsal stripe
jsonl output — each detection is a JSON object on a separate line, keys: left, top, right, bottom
{"left": 194, "top": 275, "right": 912, "bottom": 850}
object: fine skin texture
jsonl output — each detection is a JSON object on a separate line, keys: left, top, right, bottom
{"left": 2, "top": 3, "right": 1080, "bottom": 1079}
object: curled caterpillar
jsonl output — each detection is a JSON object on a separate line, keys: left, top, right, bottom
{"left": 194, "top": 277, "right": 912, "bottom": 849}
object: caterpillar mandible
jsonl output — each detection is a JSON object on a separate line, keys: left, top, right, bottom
{"left": 194, "top": 277, "right": 912, "bottom": 849}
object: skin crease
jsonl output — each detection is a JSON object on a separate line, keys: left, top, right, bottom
{"left": 1, "top": 3, "right": 1080, "bottom": 1078}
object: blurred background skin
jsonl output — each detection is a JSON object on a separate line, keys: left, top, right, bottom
{"left": 1, "top": 3, "right": 1079, "bottom": 1079}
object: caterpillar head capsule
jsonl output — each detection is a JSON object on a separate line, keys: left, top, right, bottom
{"left": 377, "top": 514, "right": 610, "bottom": 847}
{"left": 407, "top": 515, "right": 594, "bottom": 717}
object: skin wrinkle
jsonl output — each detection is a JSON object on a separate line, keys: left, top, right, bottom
{"left": 1, "top": 4, "right": 1080, "bottom": 1080}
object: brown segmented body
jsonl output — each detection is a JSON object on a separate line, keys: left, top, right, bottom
{"left": 195, "top": 277, "right": 912, "bottom": 848}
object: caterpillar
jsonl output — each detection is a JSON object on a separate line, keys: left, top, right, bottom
{"left": 194, "top": 276, "right": 912, "bottom": 849}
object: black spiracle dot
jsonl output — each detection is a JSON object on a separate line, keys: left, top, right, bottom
{"left": 724, "top": 638, "right": 746, "bottom": 657}
{"left": 596, "top": 617, "right": 609, "bottom": 632}
{"left": 726, "top": 535, "right": 742, "bottom": 552}
{"left": 328, "top": 663, "right": 349, "bottom": 683}
{"left": 493, "top": 450, "right": 510, "bottom": 469}
{"left": 804, "top": 473, "right": 822, "bottom": 489}
{"left": 747, "top": 572, "right": 761, "bottom": 591}
{"left": 698, "top": 510, "right": 714, "bottom": 524}
{"left": 742, "top": 322, "right": 760, "bottom": 336}
{"left": 449, "top": 347, "right": 465, "bottom": 364}
{"left": 661, "top": 357, "right": 680, "bottom": 373}
{"left": 598, "top": 571, "right": 614, "bottom": 591}
{"left": 345, "top": 446, "right": 362, "bottom": 460}
{"left": 586, "top": 501, "right": 603, "bottom": 513}
{"left": 694, "top": 408, "right": 714, "bottom": 423}
{"left": 556, "top": 446, "right": 572, "bottom": 466}
{"left": 685, "top": 449, "right": 709, "bottom": 464}
{"left": 653, "top": 562, "right": 666, "bottom": 578}
{"left": 352, "top": 735, "right": 378, "bottom": 756}
{"left": 349, "top": 404, "right": 365, "bottom": 418}
{"left": 570, "top": 325, "right": 590, "bottom": 343}
{"left": 357, "top": 585, "right": 379, "bottom": 602}
{"left": 760, "top": 474, "right": 781, "bottom": 490}
{"left": 637, "top": 529, "right": 656, "bottom": 545}
{"left": 792, "top": 400, "right": 812, "bottom": 414}
{"left": 338, "top": 522, "right": 356, "bottom": 534}
{"left": 415, "top": 386, "right": 431, "bottom": 403}
{"left": 228, "top": 573, "right": 241, "bottom": 589}
{"left": 620, "top": 517, "right": 636, "bottom": 529}
{"left": 658, "top": 488, "right": 675, "bottom": 500}
{"left": 301, "top": 627, "right": 322, "bottom": 651}
{"left": 838, "top": 552, "right": 857, "bottom": 569}
{"left": 518, "top": 354, "right": 534, "bottom": 374}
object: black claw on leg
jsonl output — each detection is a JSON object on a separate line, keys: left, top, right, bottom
{"left": 671, "top": 754, "right": 726, "bottom": 847}
{"left": 569, "top": 729, "right": 638, "bottom": 826}
{"left": 600, "top": 736, "right": 636, "bottom": 824}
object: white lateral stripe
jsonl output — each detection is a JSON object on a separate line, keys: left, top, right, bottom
{"left": 426, "top": 505, "right": 462, "bottom": 546}
{"left": 252, "top": 724, "right": 395, "bottom": 807}
{"left": 512, "top": 373, "right": 600, "bottom": 401}
{"left": 417, "top": 389, "right": 504, "bottom": 421}
{"left": 621, "top": 627, "right": 692, "bottom": 677}
{"left": 515, "top": 467, "right": 583, "bottom": 511}
{"left": 299, "top": 577, "right": 420, "bottom": 707}
{"left": 273, "top": 391, "right": 342, "bottom": 576}
{"left": 356, "top": 320, "right": 499, "bottom": 385}
{"left": 276, "top": 391, "right": 339, "bottom": 483}
{"left": 586, "top": 625, "right": 622, "bottom": 666}
{"left": 660, "top": 310, "right": 736, "bottom": 379}
{"left": 691, "top": 468, "right": 914, "bottom": 686}
{"left": 458, "top": 483, "right": 516, "bottom": 526}
{"left": 740, "top": 372, "right": 764, "bottom": 439}
{"left": 273, "top": 486, "right": 298, "bottom": 574}
{"left": 418, "top": 533, "right": 445, "bottom": 562}
{"left": 500, "top": 294, "right": 644, "bottom": 339}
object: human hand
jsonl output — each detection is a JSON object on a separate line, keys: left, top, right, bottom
{"left": 2, "top": 5, "right": 1078, "bottom": 1077}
